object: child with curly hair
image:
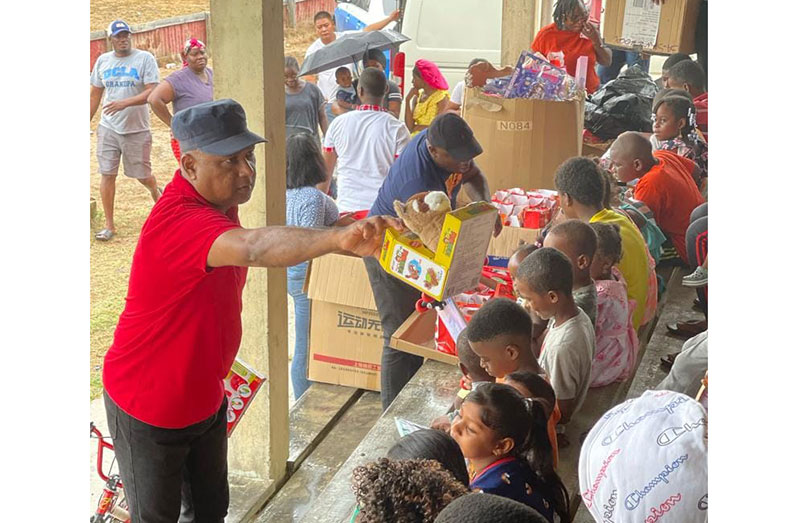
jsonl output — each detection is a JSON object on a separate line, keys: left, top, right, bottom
{"left": 588, "top": 222, "right": 639, "bottom": 387}
{"left": 350, "top": 458, "right": 468, "bottom": 522}
{"left": 451, "top": 383, "right": 569, "bottom": 523}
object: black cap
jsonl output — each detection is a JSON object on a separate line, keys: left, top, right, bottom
{"left": 172, "top": 99, "right": 267, "bottom": 156}
{"left": 427, "top": 113, "right": 482, "bottom": 162}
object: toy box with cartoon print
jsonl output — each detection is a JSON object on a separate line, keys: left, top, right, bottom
{"left": 379, "top": 201, "right": 498, "bottom": 301}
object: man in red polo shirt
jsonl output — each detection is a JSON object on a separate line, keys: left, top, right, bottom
{"left": 102, "top": 99, "right": 398, "bottom": 522}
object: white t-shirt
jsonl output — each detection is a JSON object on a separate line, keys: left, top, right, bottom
{"left": 90, "top": 49, "right": 160, "bottom": 134}
{"left": 451, "top": 81, "right": 465, "bottom": 105}
{"left": 305, "top": 32, "right": 357, "bottom": 102}
{"left": 540, "top": 308, "right": 595, "bottom": 412}
{"left": 323, "top": 107, "right": 411, "bottom": 212}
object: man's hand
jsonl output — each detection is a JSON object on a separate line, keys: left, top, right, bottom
{"left": 103, "top": 100, "right": 130, "bottom": 116}
{"left": 337, "top": 216, "right": 403, "bottom": 257}
{"left": 493, "top": 214, "right": 503, "bottom": 237}
{"left": 388, "top": 9, "right": 401, "bottom": 22}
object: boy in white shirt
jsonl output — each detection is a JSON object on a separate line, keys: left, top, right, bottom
{"left": 514, "top": 247, "right": 595, "bottom": 427}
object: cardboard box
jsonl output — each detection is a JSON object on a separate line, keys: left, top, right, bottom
{"left": 379, "top": 201, "right": 498, "bottom": 301}
{"left": 306, "top": 253, "right": 382, "bottom": 391}
{"left": 463, "top": 88, "right": 584, "bottom": 192}
{"left": 602, "top": 0, "right": 701, "bottom": 55}
{"left": 390, "top": 310, "right": 459, "bottom": 366}
{"left": 487, "top": 227, "right": 540, "bottom": 258}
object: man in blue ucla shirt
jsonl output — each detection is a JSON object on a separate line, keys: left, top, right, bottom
{"left": 90, "top": 20, "right": 161, "bottom": 241}
{"left": 366, "top": 113, "right": 502, "bottom": 410}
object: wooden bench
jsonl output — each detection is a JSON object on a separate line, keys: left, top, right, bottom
{"left": 300, "top": 360, "right": 461, "bottom": 523}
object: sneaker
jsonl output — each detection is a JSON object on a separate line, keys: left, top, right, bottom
{"left": 682, "top": 266, "right": 708, "bottom": 287}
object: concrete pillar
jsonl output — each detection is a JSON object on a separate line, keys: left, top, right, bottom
{"left": 501, "top": 0, "right": 539, "bottom": 66}
{"left": 209, "top": 0, "right": 288, "bottom": 518}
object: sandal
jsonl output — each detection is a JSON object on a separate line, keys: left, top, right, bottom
{"left": 95, "top": 228, "right": 115, "bottom": 241}
{"left": 660, "top": 352, "right": 679, "bottom": 370}
{"left": 666, "top": 319, "right": 707, "bottom": 338}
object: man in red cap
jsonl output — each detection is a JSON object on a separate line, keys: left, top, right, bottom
{"left": 102, "top": 99, "right": 399, "bottom": 522}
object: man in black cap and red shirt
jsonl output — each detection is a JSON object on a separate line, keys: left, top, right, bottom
{"left": 102, "top": 99, "right": 399, "bottom": 522}
{"left": 367, "top": 113, "right": 501, "bottom": 410}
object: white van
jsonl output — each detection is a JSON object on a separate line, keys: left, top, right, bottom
{"left": 334, "top": 0, "right": 502, "bottom": 94}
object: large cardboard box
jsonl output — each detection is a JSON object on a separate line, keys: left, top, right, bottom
{"left": 487, "top": 227, "right": 540, "bottom": 258}
{"left": 390, "top": 310, "right": 459, "bottom": 366}
{"left": 306, "top": 253, "right": 382, "bottom": 391}
{"left": 379, "top": 201, "right": 498, "bottom": 301}
{"left": 463, "top": 88, "right": 584, "bottom": 192}
{"left": 603, "top": 0, "right": 701, "bottom": 55}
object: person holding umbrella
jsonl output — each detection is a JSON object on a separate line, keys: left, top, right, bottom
{"left": 405, "top": 59, "right": 450, "bottom": 136}
{"left": 305, "top": 10, "right": 401, "bottom": 123}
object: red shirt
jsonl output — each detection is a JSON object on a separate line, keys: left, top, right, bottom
{"left": 693, "top": 92, "right": 708, "bottom": 143}
{"left": 634, "top": 151, "right": 705, "bottom": 263}
{"left": 532, "top": 23, "right": 600, "bottom": 93}
{"left": 103, "top": 170, "right": 246, "bottom": 428}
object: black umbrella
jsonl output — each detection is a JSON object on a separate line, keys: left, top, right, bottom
{"left": 298, "top": 29, "right": 411, "bottom": 77}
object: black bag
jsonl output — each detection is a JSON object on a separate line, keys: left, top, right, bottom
{"left": 584, "top": 65, "right": 658, "bottom": 141}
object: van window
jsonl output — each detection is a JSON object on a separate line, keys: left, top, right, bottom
{"left": 415, "top": 0, "right": 500, "bottom": 51}
{"left": 339, "top": 0, "right": 371, "bottom": 11}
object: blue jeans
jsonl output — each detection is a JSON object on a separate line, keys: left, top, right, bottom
{"left": 597, "top": 50, "right": 650, "bottom": 85}
{"left": 288, "top": 266, "right": 312, "bottom": 400}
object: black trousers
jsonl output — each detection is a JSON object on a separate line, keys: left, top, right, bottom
{"left": 104, "top": 392, "right": 229, "bottom": 523}
{"left": 686, "top": 203, "right": 708, "bottom": 316}
{"left": 364, "top": 256, "right": 424, "bottom": 410}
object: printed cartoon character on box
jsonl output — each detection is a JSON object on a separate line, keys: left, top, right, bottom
{"left": 442, "top": 229, "right": 458, "bottom": 257}
{"left": 393, "top": 247, "right": 409, "bottom": 274}
{"left": 406, "top": 259, "right": 422, "bottom": 280}
{"left": 424, "top": 267, "right": 441, "bottom": 290}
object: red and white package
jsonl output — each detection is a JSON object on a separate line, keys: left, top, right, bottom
{"left": 224, "top": 358, "right": 265, "bottom": 436}
{"left": 491, "top": 188, "right": 559, "bottom": 230}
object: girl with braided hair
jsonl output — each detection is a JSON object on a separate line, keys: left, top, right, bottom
{"left": 650, "top": 89, "right": 709, "bottom": 182}
{"left": 451, "top": 383, "right": 570, "bottom": 523}
{"left": 531, "top": 0, "right": 611, "bottom": 94}
{"left": 350, "top": 458, "right": 468, "bottom": 522}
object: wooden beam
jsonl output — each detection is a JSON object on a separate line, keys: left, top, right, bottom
{"left": 501, "top": 0, "right": 538, "bottom": 66}
{"left": 208, "top": 0, "right": 289, "bottom": 517}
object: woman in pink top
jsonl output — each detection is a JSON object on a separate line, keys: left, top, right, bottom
{"left": 588, "top": 222, "right": 639, "bottom": 387}
{"left": 148, "top": 38, "right": 214, "bottom": 162}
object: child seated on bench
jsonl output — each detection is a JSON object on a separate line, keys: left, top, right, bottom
{"left": 504, "top": 370, "right": 561, "bottom": 467}
{"left": 387, "top": 429, "right": 470, "bottom": 486}
{"left": 514, "top": 248, "right": 595, "bottom": 427}
{"left": 651, "top": 89, "right": 708, "bottom": 182}
{"left": 451, "top": 383, "right": 569, "bottom": 523}
{"left": 664, "top": 59, "right": 708, "bottom": 142}
{"left": 543, "top": 220, "right": 599, "bottom": 326}
{"left": 509, "top": 243, "right": 548, "bottom": 348}
{"left": 609, "top": 131, "right": 705, "bottom": 265}
{"left": 351, "top": 458, "right": 468, "bottom": 522}
{"left": 588, "top": 222, "right": 639, "bottom": 387}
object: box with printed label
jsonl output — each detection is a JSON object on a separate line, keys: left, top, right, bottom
{"left": 306, "top": 253, "right": 382, "bottom": 391}
{"left": 463, "top": 88, "right": 584, "bottom": 192}
{"left": 379, "top": 201, "right": 498, "bottom": 302}
{"left": 602, "top": 0, "right": 701, "bottom": 55}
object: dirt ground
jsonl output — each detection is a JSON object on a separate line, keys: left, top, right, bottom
{"left": 89, "top": 10, "right": 319, "bottom": 399}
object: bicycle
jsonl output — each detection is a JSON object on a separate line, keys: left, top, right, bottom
{"left": 90, "top": 422, "right": 130, "bottom": 523}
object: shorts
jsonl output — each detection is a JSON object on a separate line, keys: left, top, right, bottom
{"left": 96, "top": 125, "right": 152, "bottom": 179}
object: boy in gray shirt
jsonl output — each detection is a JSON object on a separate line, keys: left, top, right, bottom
{"left": 543, "top": 220, "right": 598, "bottom": 326}
{"left": 90, "top": 20, "right": 161, "bottom": 241}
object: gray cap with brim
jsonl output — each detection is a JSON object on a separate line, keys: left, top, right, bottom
{"left": 172, "top": 99, "right": 267, "bottom": 156}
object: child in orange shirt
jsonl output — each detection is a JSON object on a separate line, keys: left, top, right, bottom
{"left": 609, "top": 131, "right": 705, "bottom": 264}
{"left": 531, "top": 0, "right": 612, "bottom": 93}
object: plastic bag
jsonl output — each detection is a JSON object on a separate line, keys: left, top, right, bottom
{"left": 584, "top": 65, "right": 658, "bottom": 141}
